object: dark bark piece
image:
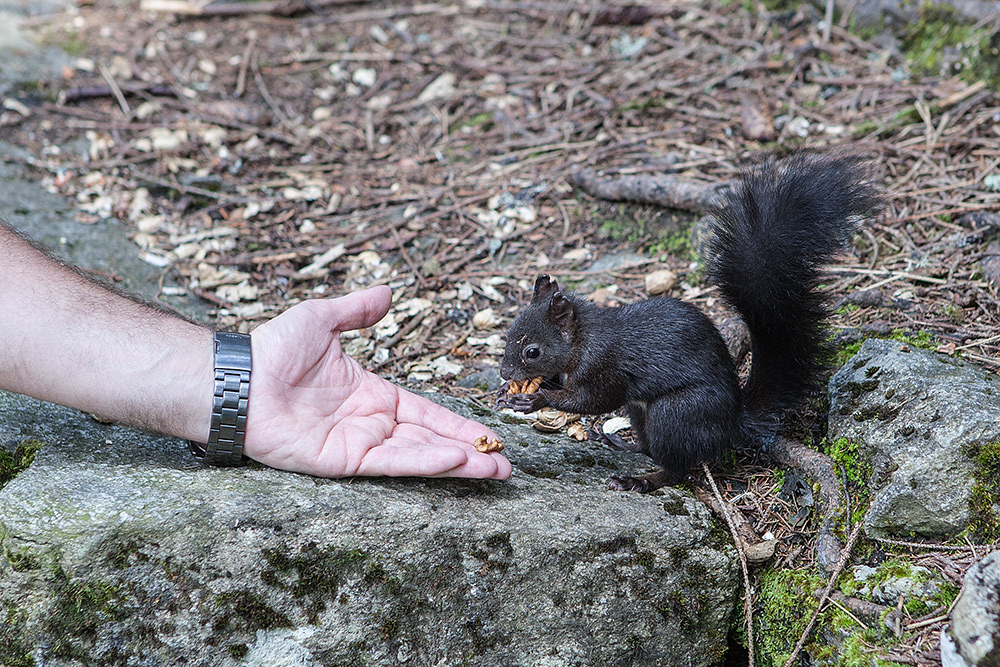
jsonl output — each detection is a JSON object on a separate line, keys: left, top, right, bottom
{"left": 740, "top": 91, "right": 777, "bottom": 142}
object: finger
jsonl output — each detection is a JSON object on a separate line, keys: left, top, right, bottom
{"left": 389, "top": 423, "right": 513, "bottom": 479}
{"left": 354, "top": 440, "right": 471, "bottom": 477}
{"left": 358, "top": 438, "right": 511, "bottom": 479}
{"left": 304, "top": 285, "right": 392, "bottom": 333}
{"left": 394, "top": 387, "right": 499, "bottom": 443}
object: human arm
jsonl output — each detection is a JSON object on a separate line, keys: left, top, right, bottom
{"left": 0, "top": 222, "right": 511, "bottom": 480}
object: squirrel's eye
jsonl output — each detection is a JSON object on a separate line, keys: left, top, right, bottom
{"left": 524, "top": 346, "right": 540, "bottom": 360}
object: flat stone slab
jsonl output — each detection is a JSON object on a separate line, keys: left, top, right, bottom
{"left": 0, "top": 390, "right": 739, "bottom": 666}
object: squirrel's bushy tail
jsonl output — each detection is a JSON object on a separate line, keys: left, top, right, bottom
{"left": 707, "top": 151, "right": 882, "bottom": 418}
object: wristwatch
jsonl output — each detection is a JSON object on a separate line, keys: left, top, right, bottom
{"left": 189, "top": 331, "right": 251, "bottom": 466}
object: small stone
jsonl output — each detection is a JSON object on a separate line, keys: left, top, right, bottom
{"left": 645, "top": 269, "right": 677, "bottom": 295}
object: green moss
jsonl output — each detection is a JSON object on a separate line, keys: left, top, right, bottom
{"left": 890, "top": 329, "right": 935, "bottom": 350}
{"left": 836, "top": 304, "right": 861, "bottom": 315}
{"left": 932, "top": 581, "right": 960, "bottom": 610}
{"left": 833, "top": 329, "right": 938, "bottom": 370}
{"left": 755, "top": 568, "right": 824, "bottom": 666}
{"left": 832, "top": 340, "right": 864, "bottom": 368}
{"left": 647, "top": 221, "right": 694, "bottom": 261}
{"left": 37, "top": 27, "right": 89, "bottom": 57}
{"left": 757, "top": 560, "right": 940, "bottom": 666}
{"left": 900, "top": 5, "right": 1000, "bottom": 89}
{"left": 966, "top": 438, "right": 1000, "bottom": 541}
{"left": 455, "top": 112, "right": 494, "bottom": 132}
{"left": 838, "top": 629, "right": 909, "bottom": 667}
{"left": 45, "top": 570, "right": 123, "bottom": 660}
{"left": 826, "top": 438, "right": 873, "bottom": 493}
{"left": 4, "top": 545, "right": 43, "bottom": 572}
{"left": 227, "top": 643, "right": 249, "bottom": 659}
{"left": 213, "top": 590, "right": 292, "bottom": 636}
{"left": 595, "top": 205, "right": 650, "bottom": 244}
{"left": 0, "top": 439, "right": 44, "bottom": 489}
{"left": 0, "top": 605, "right": 34, "bottom": 667}
{"left": 262, "top": 543, "right": 368, "bottom": 623}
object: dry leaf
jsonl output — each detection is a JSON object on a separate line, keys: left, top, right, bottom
{"left": 740, "top": 91, "right": 776, "bottom": 142}
{"left": 417, "top": 72, "right": 457, "bottom": 103}
{"left": 472, "top": 308, "right": 498, "bottom": 329}
{"left": 563, "top": 248, "right": 592, "bottom": 262}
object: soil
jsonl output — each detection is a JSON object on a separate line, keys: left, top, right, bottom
{"left": 2, "top": 1, "right": 999, "bottom": 664}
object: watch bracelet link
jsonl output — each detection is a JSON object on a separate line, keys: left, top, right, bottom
{"left": 189, "top": 331, "right": 251, "bottom": 466}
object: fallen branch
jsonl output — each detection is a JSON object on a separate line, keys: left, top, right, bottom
{"left": 139, "top": 0, "right": 456, "bottom": 21}
{"left": 568, "top": 168, "right": 732, "bottom": 213}
{"left": 60, "top": 83, "right": 176, "bottom": 105}
{"left": 140, "top": 0, "right": 368, "bottom": 17}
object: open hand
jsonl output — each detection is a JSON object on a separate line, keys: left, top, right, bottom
{"left": 242, "top": 286, "right": 511, "bottom": 480}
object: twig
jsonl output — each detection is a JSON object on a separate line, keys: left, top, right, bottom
{"left": 781, "top": 520, "right": 865, "bottom": 667}
{"left": 822, "top": 0, "right": 834, "bottom": 42}
{"left": 905, "top": 614, "right": 949, "bottom": 632}
{"left": 98, "top": 63, "right": 131, "bottom": 115}
{"left": 235, "top": 31, "right": 257, "bottom": 98}
{"left": 702, "top": 463, "right": 755, "bottom": 667}
{"left": 872, "top": 535, "right": 998, "bottom": 552}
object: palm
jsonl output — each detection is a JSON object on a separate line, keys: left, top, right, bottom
{"left": 241, "top": 288, "right": 511, "bottom": 480}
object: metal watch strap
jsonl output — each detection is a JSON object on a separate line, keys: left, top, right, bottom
{"left": 189, "top": 331, "right": 251, "bottom": 466}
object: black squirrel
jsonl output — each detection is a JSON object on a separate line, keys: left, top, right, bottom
{"left": 496, "top": 151, "right": 882, "bottom": 491}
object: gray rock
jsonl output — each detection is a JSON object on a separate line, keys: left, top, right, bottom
{"left": 0, "top": 142, "right": 208, "bottom": 321}
{"left": 828, "top": 0, "right": 1000, "bottom": 29}
{"left": 948, "top": 550, "right": 1000, "bottom": 667}
{"left": 0, "top": 0, "right": 73, "bottom": 97}
{"left": 0, "top": 390, "right": 739, "bottom": 666}
{"left": 829, "top": 339, "right": 998, "bottom": 538}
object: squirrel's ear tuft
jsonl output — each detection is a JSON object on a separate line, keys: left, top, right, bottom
{"left": 548, "top": 292, "right": 575, "bottom": 329}
{"left": 532, "top": 275, "right": 559, "bottom": 302}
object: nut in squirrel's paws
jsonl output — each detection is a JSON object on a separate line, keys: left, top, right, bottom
{"left": 473, "top": 435, "right": 504, "bottom": 453}
{"left": 507, "top": 377, "right": 543, "bottom": 395}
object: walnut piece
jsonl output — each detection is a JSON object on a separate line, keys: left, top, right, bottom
{"left": 474, "top": 435, "right": 505, "bottom": 453}
{"left": 507, "top": 377, "right": 543, "bottom": 395}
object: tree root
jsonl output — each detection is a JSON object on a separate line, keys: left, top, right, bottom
{"left": 768, "top": 436, "right": 846, "bottom": 572}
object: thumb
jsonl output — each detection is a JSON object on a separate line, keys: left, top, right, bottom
{"left": 323, "top": 285, "right": 393, "bottom": 332}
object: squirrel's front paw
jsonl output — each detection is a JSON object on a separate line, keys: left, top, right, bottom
{"left": 504, "top": 391, "right": 547, "bottom": 413}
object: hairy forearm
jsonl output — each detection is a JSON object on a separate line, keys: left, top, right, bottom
{"left": 0, "top": 222, "right": 213, "bottom": 442}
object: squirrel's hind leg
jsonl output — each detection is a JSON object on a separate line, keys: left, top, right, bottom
{"left": 608, "top": 468, "right": 680, "bottom": 493}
